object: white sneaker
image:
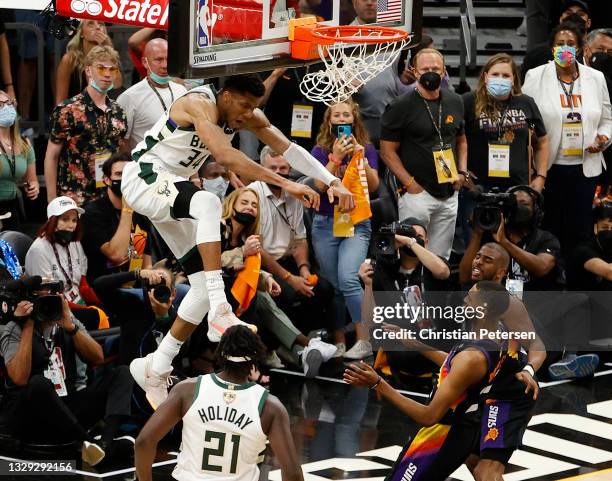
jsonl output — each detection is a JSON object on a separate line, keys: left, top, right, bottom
{"left": 129, "top": 353, "right": 171, "bottom": 410}
{"left": 343, "top": 340, "right": 373, "bottom": 360}
{"left": 308, "top": 338, "right": 338, "bottom": 362}
{"left": 333, "top": 343, "right": 346, "bottom": 358}
{"left": 82, "top": 440, "right": 105, "bottom": 466}
{"left": 264, "top": 351, "right": 285, "bottom": 369}
{"left": 207, "top": 302, "right": 257, "bottom": 343}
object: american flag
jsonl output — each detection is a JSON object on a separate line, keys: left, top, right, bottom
{"left": 376, "top": 0, "right": 402, "bottom": 23}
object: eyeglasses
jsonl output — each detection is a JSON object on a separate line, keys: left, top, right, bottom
{"left": 94, "top": 65, "right": 119, "bottom": 75}
{"left": 0, "top": 98, "right": 16, "bottom": 108}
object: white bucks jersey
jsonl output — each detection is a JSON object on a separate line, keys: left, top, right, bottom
{"left": 173, "top": 373, "right": 269, "bottom": 481}
{"left": 132, "top": 85, "right": 236, "bottom": 179}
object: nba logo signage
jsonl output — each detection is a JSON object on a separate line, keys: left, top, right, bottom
{"left": 197, "top": 0, "right": 217, "bottom": 48}
{"left": 56, "top": 0, "right": 170, "bottom": 29}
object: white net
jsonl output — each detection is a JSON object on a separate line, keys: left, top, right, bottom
{"left": 299, "top": 27, "right": 408, "bottom": 105}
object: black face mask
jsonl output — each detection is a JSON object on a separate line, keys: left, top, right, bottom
{"left": 109, "top": 179, "right": 122, "bottom": 198}
{"left": 401, "top": 237, "right": 425, "bottom": 257}
{"left": 563, "top": 12, "right": 587, "bottom": 28}
{"left": 418, "top": 71, "right": 442, "bottom": 91}
{"left": 510, "top": 205, "right": 533, "bottom": 228}
{"left": 597, "top": 230, "right": 612, "bottom": 254}
{"left": 267, "top": 172, "right": 291, "bottom": 191}
{"left": 233, "top": 210, "right": 256, "bottom": 226}
{"left": 591, "top": 52, "right": 612, "bottom": 78}
{"left": 55, "top": 230, "right": 74, "bottom": 245}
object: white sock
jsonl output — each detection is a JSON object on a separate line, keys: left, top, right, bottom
{"left": 205, "top": 269, "right": 227, "bottom": 315}
{"left": 151, "top": 333, "right": 183, "bottom": 376}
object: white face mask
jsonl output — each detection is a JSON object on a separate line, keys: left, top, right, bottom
{"left": 203, "top": 177, "right": 229, "bottom": 200}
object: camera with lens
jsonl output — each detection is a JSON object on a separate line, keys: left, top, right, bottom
{"left": 473, "top": 188, "right": 517, "bottom": 232}
{"left": 372, "top": 222, "right": 418, "bottom": 261}
{"left": 38, "top": 2, "right": 80, "bottom": 40}
{"left": 0, "top": 276, "right": 64, "bottom": 324}
{"left": 142, "top": 277, "right": 172, "bottom": 304}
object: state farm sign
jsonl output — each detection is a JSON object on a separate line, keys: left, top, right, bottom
{"left": 56, "top": 0, "right": 169, "bottom": 29}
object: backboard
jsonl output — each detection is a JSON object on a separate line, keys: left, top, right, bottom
{"left": 167, "top": 0, "right": 423, "bottom": 78}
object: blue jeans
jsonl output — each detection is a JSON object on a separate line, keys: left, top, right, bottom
{"left": 311, "top": 215, "right": 371, "bottom": 329}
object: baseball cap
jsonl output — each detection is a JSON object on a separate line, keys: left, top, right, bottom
{"left": 562, "top": 0, "right": 591, "bottom": 17}
{"left": 47, "top": 196, "right": 85, "bottom": 219}
{"left": 400, "top": 217, "right": 428, "bottom": 234}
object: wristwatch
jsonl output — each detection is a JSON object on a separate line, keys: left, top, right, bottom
{"left": 67, "top": 324, "right": 80, "bottom": 336}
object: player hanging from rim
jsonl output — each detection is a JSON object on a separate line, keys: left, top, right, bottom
{"left": 123, "top": 74, "right": 354, "bottom": 408}
{"left": 135, "top": 325, "right": 304, "bottom": 481}
{"left": 345, "top": 281, "right": 541, "bottom": 481}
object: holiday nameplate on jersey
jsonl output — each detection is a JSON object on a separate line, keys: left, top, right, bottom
{"left": 488, "top": 142, "right": 510, "bottom": 178}
{"left": 290, "top": 104, "right": 313, "bottom": 138}
{"left": 333, "top": 206, "right": 354, "bottom": 237}
{"left": 44, "top": 347, "right": 68, "bottom": 397}
{"left": 433, "top": 146, "right": 458, "bottom": 184}
{"left": 561, "top": 119, "right": 583, "bottom": 157}
{"left": 95, "top": 150, "right": 112, "bottom": 189}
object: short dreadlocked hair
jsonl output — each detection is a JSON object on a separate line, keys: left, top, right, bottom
{"left": 215, "top": 325, "right": 267, "bottom": 378}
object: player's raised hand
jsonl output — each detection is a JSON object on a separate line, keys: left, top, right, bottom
{"left": 285, "top": 181, "right": 320, "bottom": 211}
{"left": 328, "top": 180, "right": 355, "bottom": 212}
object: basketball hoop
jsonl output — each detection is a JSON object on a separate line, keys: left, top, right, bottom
{"left": 290, "top": 21, "right": 409, "bottom": 105}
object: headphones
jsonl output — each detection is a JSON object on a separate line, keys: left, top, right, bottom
{"left": 506, "top": 185, "right": 544, "bottom": 227}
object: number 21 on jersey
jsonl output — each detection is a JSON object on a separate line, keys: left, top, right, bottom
{"left": 202, "top": 430, "right": 241, "bottom": 473}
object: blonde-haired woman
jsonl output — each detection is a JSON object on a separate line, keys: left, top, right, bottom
{"left": 311, "top": 98, "right": 379, "bottom": 360}
{"left": 463, "top": 53, "right": 549, "bottom": 192}
{"left": 0, "top": 90, "right": 38, "bottom": 229}
{"left": 55, "top": 20, "right": 122, "bottom": 103}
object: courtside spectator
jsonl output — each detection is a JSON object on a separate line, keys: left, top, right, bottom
{"left": 523, "top": 23, "right": 612, "bottom": 277}
{"left": 81, "top": 153, "right": 151, "bottom": 283}
{"left": 55, "top": 20, "right": 122, "bottom": 104}
{"left": 220, "top": 188, "right": 337, "bottom": 376}
{"left": 0, "top": 90, "right": 38, "bottom": 228}
{"left": 311, "top": 98, "right": 379, "bottom": 359}
{"left": 381, "top": 48, "right": 467, "bottom": 260}
{"left": 45, "top": 46, "right": 127, "bottom": 205}
{"left": 0, "top": 295, "right": 133, "bottom": 465}
{"left": 117, "top": 38, "right": 186, "bottom": 150}
{"left": 250, "top": 146, "right": 335, "bottom": 334}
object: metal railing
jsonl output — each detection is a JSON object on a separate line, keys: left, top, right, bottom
{"left": 459, "top": 0, "right": 477, "bottom": 85}
{"left": 5, "top": 23, "right": 46, "bottom": 138}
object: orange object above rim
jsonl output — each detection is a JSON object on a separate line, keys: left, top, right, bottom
{"left": 309, "top": 25, "right": 409, "bottom": 45}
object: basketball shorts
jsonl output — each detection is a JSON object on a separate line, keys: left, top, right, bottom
{"left": 385, "top": 418, "right": 479, "bottom": 481}
{"left": 475, "top": 396, "right": 536, "bottom": 465}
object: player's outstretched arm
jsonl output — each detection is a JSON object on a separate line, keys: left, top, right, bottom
{"left": 135, "top": 380, "right": 195, "bottom": 481}
{"left": 248, "top": 109, "right": 355, "bottom": 212}
{"left": 345, "top": 352, "right": 487, "bottom": 426}
{"left": 263, "top": 395, "right": 304, "bottom": 481}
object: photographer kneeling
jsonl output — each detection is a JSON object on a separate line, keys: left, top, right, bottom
{"left": 0, "top": 286, "right": 133, "bottom": 466}
{"left": 360, "top": 219, "right": 451, "bottom": 380}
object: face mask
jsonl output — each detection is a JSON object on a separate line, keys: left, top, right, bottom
{"left": 109, "top": 179, "right": 122, "bottom": 198}
{"left": 0, "top": 105, "right": 17, "bottom": 127}
{"left": 233, "top": 210, "right": 256, "bottom": 226}
{"left": 590, "top": 52, "right": 612, "bottom": 78}
{"left": 486, "top": 77, "right": 513, "bottom": 99}
{"left": 150, "top": 70, "right": 172, "bottom": 85}
{"left": 553, "top": 45, "right": 577, "bottom": 68}
{"left": 401, "top": 237, "right": 425, "bottom": 257}
{"left": 596, "top": 230, "right": 612, "bottom": 254}
{"left": 563, "top": 12, "right": 587, "bottom": 28}
{"left": 55, "top": 229, "right": 74, "bottom": 245}
{"left": 203, "top": 177, "right": 229, "bottom": 199}
{"left": 91, "top": 78, "right": 113, "bottom": 94}
{"left": 511, "top": 205, "right": 534, "bottom": 227}
{"left": 418, "top": 71, "right": 442, "bottom": 91}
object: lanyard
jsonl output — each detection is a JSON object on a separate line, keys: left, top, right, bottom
{"left": 148, "top": 78, "right": 174, "bottom": 113}
{"left": 559, "top": 79, "right": 576, "bottom": 111}
{"left": 0, "top": 139, "right": 16, "bottom": 178}
{"left": 51, "top": 242, "right": 74, "bottom": 288}
{"left": 417, "top": 89, "right": 444, "bottom": 150}
{"left": 271, "top": 198, "right": 296, "bottom": 234}
{"left": 96, "top": 108, "right": 113, "bottom": 142}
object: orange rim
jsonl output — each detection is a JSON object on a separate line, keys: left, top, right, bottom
{"left": 310, "top": 25, "right": 408, "bottom": 45}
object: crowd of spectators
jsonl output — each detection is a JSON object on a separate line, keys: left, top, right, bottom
{"left": 0, "top": 0, "right": 610, "bottom": 467}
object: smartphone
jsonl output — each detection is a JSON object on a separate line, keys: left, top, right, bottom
{"left": 336, "top": 124, "right": 352, "bottom": 140}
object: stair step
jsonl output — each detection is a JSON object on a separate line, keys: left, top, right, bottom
{"left": 424, "top": 5, "right": 524, "bottom": 18}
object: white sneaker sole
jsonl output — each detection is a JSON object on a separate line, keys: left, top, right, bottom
{"left": 129, "top": 356, "right": 166, "bottom": 410}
